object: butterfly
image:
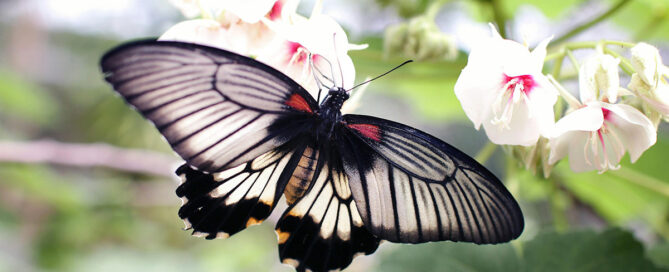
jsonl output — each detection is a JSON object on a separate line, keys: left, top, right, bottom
{"left": 100, "top": 39, "right": 524, "bottom": 272}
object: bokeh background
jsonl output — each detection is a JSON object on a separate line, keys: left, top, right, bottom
{"left": 1, "top": 0, "right": 669, "bottom": 271}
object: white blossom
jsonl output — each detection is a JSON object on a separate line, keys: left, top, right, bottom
{"left": 548, "top": 102, "right": 656, "bottom": 173}
{"left": 627, "top": 42, "right": 669, "bottom": 119}
{"left": 454, "top": 26, "right": 558, "bottom": 146}
{"left": 579, "top": 53, "right": 621, "bottom": 103}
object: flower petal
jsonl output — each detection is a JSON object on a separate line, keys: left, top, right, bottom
{"left": 602, "top": 103, "right": 657, "bottom": 162}
{"left": 551, "top": 104, "right": 604, "bottom": 137}
{"left": 159, "top": 19, "right": 246, "bottom": 53}
{"left": 481, "top": 100, "right": 541, "bottom": 146}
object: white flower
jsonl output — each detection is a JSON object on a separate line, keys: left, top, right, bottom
{"left": 169, "top": 0, "right": 280, "bottom": 23}
{"left": 168, "top": 0, "right": 201, "bottom": 18}
{"left": 257, "top": 14, "right": 358, "bottom": 98}
{"left": 454, "top": 26, "right": 558, "bottom": 146}
{"left": 159, "top": 19, "right": 250, "bottom": 54}
{"left": 548, "top": 102, "right": 656, "bottom": 173}
{"left": 627, "top": 43, "right": 669, "bottom": 118}
{"left": 579, "top": 53, "right": 621, "bottom": 103}
{"left": 631, "top": 42, "right": 664, "bottom": 89}
{"left": 159, "top": 0, "right": 291, "bottom": 56}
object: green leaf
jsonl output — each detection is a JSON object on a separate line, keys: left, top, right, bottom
{"left": 374, "top": 242, "right": 521, "bottom": 272}
{"left": 649, "top": 243, "right": 669, "bottom": 269}
{"left": 524, "top": 228, "right": 666, "bottom": 272}
{"left": 556, "top": 133, "right": 669, "bottom": 238}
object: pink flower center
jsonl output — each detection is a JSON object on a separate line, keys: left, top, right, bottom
{"left": 287, "top": 41, "right": 309, "bottom": 63}
{"left": 602, "top": 108, "right": 612, "bottom": 121}
{"left": 584, "top": 106, "right": 622, "bottom": 172}
{"left": 491, "top": 74, "right": 537, "bottom": 128}
{"left": 268, "top": 0, "right": 283, "bottom": 21}
{"left": 502, "top": 74, "right": 536, "bottom": 95}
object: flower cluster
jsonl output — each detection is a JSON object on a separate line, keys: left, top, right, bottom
{"left": 455, "top": 26, "right": 666, "bottom": 174}
{"left": 162, "top": 0, "right": 364, "bottom": 101}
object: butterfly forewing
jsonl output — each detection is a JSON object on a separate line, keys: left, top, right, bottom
{"left": 341, "top": 114, "right": 524, "bottom": 244}
{"left": 100, "top": 41, "right": 318, "bottom": 173}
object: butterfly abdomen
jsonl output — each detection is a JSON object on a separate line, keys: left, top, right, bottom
{"left": 285, "top": 146, "right": 319, "bottom": 205}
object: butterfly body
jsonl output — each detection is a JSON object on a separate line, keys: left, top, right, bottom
{"left": 101, "top": 40, "right": 523, "bottom": 272}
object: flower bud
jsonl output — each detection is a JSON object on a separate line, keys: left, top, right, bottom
{"left": 627, "top": 43, "right": 669, "bottom": 119}
{"left": 384, "top": 16, "right": 457, "bottom": 61}
{"left": 579, "top": 53, "right": 621, "bottom": 103}
{"left": 631, "top": 42, "right": 663, "bottom": 89}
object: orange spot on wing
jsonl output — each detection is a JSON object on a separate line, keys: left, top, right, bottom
{"left": 276, "top": 229, "right": 291, "bottom": 244}
{"left": 285, "top": 93, "right": 313, "bottom": 113}
{"left": 348, "top": 124, "right": 381, "bottom": 141}
{"left": 246, "top": 217, "right": 263, "bottom": 227}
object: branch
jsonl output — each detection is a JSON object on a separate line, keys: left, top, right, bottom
{"left": 0, "top": 140, "right": 182, "bottom": 178}
{"left": 552, "top": 0, "right": 631, "bottom": 45}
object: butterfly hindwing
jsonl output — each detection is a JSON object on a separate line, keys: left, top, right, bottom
{"left": 275, "top": 144, "right": 381, "bottom": 272}
{"left": 100, "top": 40, "right": 318, "bottom": 173}
{"left": 341, "top": 114, "right": 524, "bottom": 244}
{"left": 175, "top": 148, "right": 304, "bottom": 239}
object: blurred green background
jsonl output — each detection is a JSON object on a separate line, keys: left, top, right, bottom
{"left": 1, "top": 0, "right": 669, "bottom": 271}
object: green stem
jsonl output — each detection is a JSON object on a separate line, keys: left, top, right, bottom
{"left": 602, "top": 47, "right": 635, "bottom": 75}
{"left": 604, "top": 40, "right": 636, "bottom": 48}
{"left": 552, "top": 0, "right": 632, "bottom": 45}
{"left": 607, "top": 167, "right": 669, "bottom": 198}
{"left": 425, "top": 0, "right": 447, "bottom": 21}
{"left": 566, "top": 49, "right": 580, "bottom": 72}
{"left": 490, "top": 0, "right": 507, "bottom": 38}
{"left": 550, "top": 175, "right": 569, "bottom": 232}
{"left": 551, "top": 52, "right": 565, "bottom": 78}
{"left": 475, "top": 142, "right": 497, "bottom": 164}
{"left": 545, "top": 41, "right": 598, "bottom": 61}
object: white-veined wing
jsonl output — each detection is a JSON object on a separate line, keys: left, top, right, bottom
{"left": 100, "top": 40, "right": 318, "bottom": 173}
{"left": 275, "top": 144, "right": 380, "bottom": 272}
{"left": 175, "top": 146, "right": 305, "bottom": 239}
{"left": 340, "top": 114, "right": 524, "bottom": 244}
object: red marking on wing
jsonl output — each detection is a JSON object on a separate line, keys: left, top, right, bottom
{"left": 285, "top": 93, "right": 313, "bottom": 113}
{"left": 348, "top": 124, "right": 381, "bottom": 141}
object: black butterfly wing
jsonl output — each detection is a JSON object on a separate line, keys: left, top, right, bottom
{"left": 275, "top": 143, "right": 380, "bottom": 272}
{"left": 100, "top": 40, "right": 318, "bottom": 173}
{"left": 340, "top": 114, "right": 524, "bottom": 244}
{"left": 175, "top": 143, "right": 308, "bottom": 239}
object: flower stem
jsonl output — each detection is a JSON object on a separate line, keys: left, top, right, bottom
{"left": 475, "top": 142, "right": 497, "bottom": 164}
{"left": 602, "top": 47, "right": 635, "bottom": 75}
{"left": 552, "top": 0, "right": 632, "bottom": 45}
{"left": 607, "top": 167, "right": 669, "bottom": 198}
{"left": 490, "top": 0, "right": 507, "bottom": 38}
{"left": 425, "top": 0, "right": 447, "bottom": 21}
{"left": 549, "top": 175, "right": 569, "bottom": 232}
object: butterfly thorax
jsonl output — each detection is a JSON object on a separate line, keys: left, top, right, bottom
{"left": 318, "top": 87, "right": 349, "bottom": 127}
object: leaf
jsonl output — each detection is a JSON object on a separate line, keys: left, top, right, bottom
{"left": 373, "top": 242, "right": 521, "bottom": 272}
{"left": 524, "top": 228, "right": 666, "bottom": 272}
{"left": 649, "top": 243, "right": 669, "bottom": 269}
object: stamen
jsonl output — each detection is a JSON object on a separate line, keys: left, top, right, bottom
{"left": 490, "top": 74, "right": 537, "bottom": 129}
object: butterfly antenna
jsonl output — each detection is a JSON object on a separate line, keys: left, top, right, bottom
{"left": 347, "top": 60, "right": 413, "bottom": 92}
{"left": 333, "top": 33, "right": 345, "bottom": 88}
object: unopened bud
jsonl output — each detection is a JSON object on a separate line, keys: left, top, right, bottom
{"left": 384, "top": 16, "right": 457, "bottom": 61}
